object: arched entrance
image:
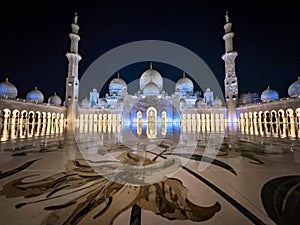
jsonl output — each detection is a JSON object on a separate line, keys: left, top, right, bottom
{"left": 137, "top": 111, "right": 142, "bottom": 124}
{"left": 146, "top": 107, "right": 157, "bottom": 123}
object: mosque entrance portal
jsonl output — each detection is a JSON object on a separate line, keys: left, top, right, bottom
{"left": 146, "top": 107, "right": 157, "bottom": 123}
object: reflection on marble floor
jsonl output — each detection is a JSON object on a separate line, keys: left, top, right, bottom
{"left": 0, "top": 121, "right": 299, "bottom": 225}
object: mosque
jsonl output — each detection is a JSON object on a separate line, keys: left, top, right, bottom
{"left": 0, "top": 12, "right": 300, "bottom": 128}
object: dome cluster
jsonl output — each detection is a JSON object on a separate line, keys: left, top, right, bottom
{"left": 0, "top": 78, "right": 62, "bottom": 105}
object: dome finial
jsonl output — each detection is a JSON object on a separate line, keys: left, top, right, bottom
{"left": 298, "top": 76, "right": 300, "bottom": 80}
{"left": 225, "top": 10, "right": 230, "bottom": 23}
{"left": 74, "top": 12, "right": 78, "bottom": 24}
{"left": 5, "top": 77, "right": 8, "bottom": 82}
{"left": 150, "top": 62, "right": 153, "bottom": 69}
{"left": 183, "top": 71, "right": 186, "bottom": 77}
{"left": 117, "top": 72, "right": 120, "bottom": 78}
{"left": 35, "top": 86, "right": 38, "bottom": 90}
{"left": 54, "top": 92, "right": 56, "bottom": 95}
{"left": 267, "top": 85, "right": 270, "bottom": 89}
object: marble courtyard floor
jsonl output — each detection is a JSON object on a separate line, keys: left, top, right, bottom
{"left": 0, "top": 122, "right": 299, "bottom": 225}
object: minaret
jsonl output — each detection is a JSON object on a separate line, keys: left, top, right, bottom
{"left": 65, "top": 12, "right": 81, "bottom": 126}
{"left": 222, "top": 11, "right": 238, "bottom": 122}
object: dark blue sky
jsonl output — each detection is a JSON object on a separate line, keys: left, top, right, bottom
{"left": 0, "top": 1, "right": 299, "bottom": 100}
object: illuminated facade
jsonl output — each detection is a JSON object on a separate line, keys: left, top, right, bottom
{"left": 0, "top": 12, "right": 300, "bottom": 127}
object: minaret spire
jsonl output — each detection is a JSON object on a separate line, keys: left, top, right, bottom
{"left": 74, "top": 12, "right": 78, "bottom": 24}
{"left": 225, "top": 10, "right": 229, "bottom": 23}
{"left": 65, "top": 12, "right": 82, "bottom": 127}
{"left": 221, "top": 11, "right": 238, "bottom": 122}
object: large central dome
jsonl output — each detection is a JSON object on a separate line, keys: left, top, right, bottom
{"left": 139, "top": 64, "right": 163, "bottom": 92}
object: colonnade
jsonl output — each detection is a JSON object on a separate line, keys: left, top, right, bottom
{"left": 76, "top": 113, "right": 123, "bottom": 133}
{"left": 239, "top": 108, "right": 300, "bottom": 124}
{"left": 0, "top": 108, "right": 65, "bottom": 125}
{"left": 181, "top": 113, "right": 225, "bottom": 124}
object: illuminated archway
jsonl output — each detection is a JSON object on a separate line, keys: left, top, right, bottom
{"left": 146, "top": 107, "right": 157, "bottom": 123}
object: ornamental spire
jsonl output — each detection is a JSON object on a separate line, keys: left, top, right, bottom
{"left": 183, "top": 71, "right": 186, "bottom": 77}
{"left": 117, "top": 72, "right": 120, "bottom": 78}
{"left": 74, "top": 12, "right": 78, "bottom": 24}
{"left": 150, "top": 62, "right": 153, "bottom": 69}
{"left": 225, "top": 10, "right": 229, "bottom": 23}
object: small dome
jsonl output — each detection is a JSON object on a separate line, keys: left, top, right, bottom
{"left": 195, "top": 98, "right": 205, "bottom": 107}
{"left": 109, "top": 74, "right": 127, "bottom": 93}
{"left": 261, "top": 86, "right": 279, "bottom": 102}
{"left": 0, "top": 78, "right": 18, "bottom": 98}
{"left": 143, "top": 82, "right": 160, "bottom": 95}
{"left": 175, "top": 73, "right": 194, "bottom": 93}
{"left": 213, "top": 96, "right": 222, "bottom": 107}
{"left": 26, "top": 86, "right": 44, "bottom": 103}
{"left": 48, "top": 92, "right": 62, "bottom": 106}
{"left": 180, "top": 98, "right": 187, "bottom": 108}
{"left": 81, "top": 97, "right": 90, "bottom": 108}
{"left": 99, "top": 98, "right": 108, "bottom": 108}
{"left": 288, "top": 77, "right": 300, "bottom": 97}
{"left": 140, "top": 64, "right": 163, "bottom": 91}
{"left": 116, "top": 98, "right": 124, "bottom": 108}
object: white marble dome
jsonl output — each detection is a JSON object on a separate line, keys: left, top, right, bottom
{"left": 99, "top": 98, "right": 108, "bottom": 108}
{"left": 26, "top": 87, "right": 44, "bottom": 103}
{"left": 109, "top": 74, "right": 127, "bottom": 93}
{"left": 143, "top": 82, "right": 160, "bottom": 95}
{"left": 140, "top": 64, "right": 163, "bottom": 92}
{"left": 48, "top": 92, "right": 62, "bottom": 106}
{"left": 261, "top": 86, "right": 279, "bottom": 102}
{"left": 288, "top": 77, "right": 300, "bottom": 97}
{"left": 195, "top": 98, "right": 205, "bottom": 107}
{"left": 213, "top": 96, "right": 222, "bottom": 107}
{"left": 80, "top": 97, "right": 89, "bottom": 108}
{"left": 0, "top": 78, "right": 18, "bottom": 98}
{"left": 180, "top": 98, "right": 187, "bottom": 108}
{"left": 175, "top": 74, "right": 194, "bottom": 93}
{"left": 116, "top": 98, "right": 124, "bottom": 108}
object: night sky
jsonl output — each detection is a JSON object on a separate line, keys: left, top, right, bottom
{"left": 0, "top": 1, "right": 300, "bottom": 101}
